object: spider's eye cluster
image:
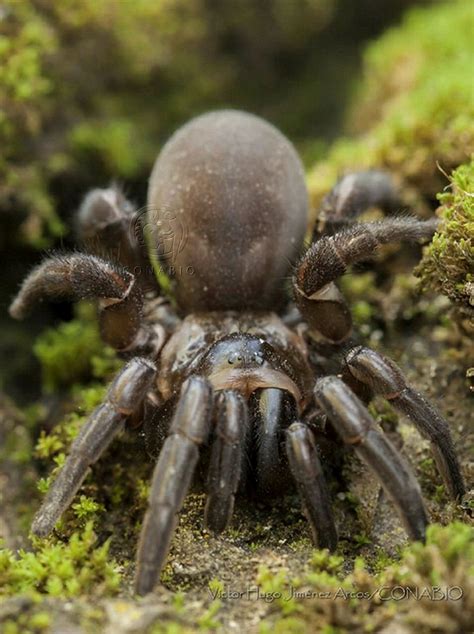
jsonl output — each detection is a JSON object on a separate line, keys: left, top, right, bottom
{"left": 227, "top": 351, "right": 264, "bottom": 366}
{"left": 228, "top": 352, "right": 243, "bottom": 365}
{"left": 253, "top": 353, "right": 264, "bottom": 366}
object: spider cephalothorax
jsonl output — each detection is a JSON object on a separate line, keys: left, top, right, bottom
{"left": 10, "top": 110, "right": 465, "bottom": 595}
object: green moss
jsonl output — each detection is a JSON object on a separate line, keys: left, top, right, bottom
{"left": 416, "top": 158, "right": 474, "bottom": 308}
{"left": 308, "top": 550, "right": 345, "bottom": 575}
{"left": 258, "top": 523, "right": 473, "bottom": 632}
{"left": 33, "top": 305, "right": 121, "bottom": 393}
{"left": 368, "top": 399, "right": 399, "bottom": 429}
{"left": 371, "top": 548, "right": 397, "bottom": 575}
{"left": 72, "top": 495, "right": 105, "bottom": 521}
{"left": 260, "top": 617, "right": 307, "bottom": 634}
{"left": 70, "top": 118, "right": 149, "bottom": 179}
{"left": 207, "top": 578, "right": 225, "bottom": 596}
{"left": 34, "top": 384, "right": 106, "bottom": 463}
{"left": 308, "top": 0, "right": 474, "bottom": 216}
{"left": 2, "top": 610, "right": 52, "bottom": 634}
{"left": 0, "top": 521, "right": 120, "bottom": 599}
{"left": 0, "top": 0, "right": 63, "bottom": 247}
{"left": 350, "top": 300, "right": 373, "bottom": 326}
{"left": 33, "top": 318, "right": 99, "bottom": 392}
{"left": 306, "top": 1, "right": 474, "bottom": 347}
{"left": 196, "top": 599, "right": 222, "bottom": 631}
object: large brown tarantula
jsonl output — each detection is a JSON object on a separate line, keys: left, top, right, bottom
{"left": 10, "top": 110, "right": 465, "bottom": 595}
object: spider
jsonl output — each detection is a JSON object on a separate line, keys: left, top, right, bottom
{"left": 9, "top": 110, "right": 465, "bottom": 596}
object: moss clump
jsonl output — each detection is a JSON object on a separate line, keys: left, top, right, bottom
{"left": 33, "top": 304, "right": 122, "bottom": 393}
{"left": 257, "top": 522, "right": 473, "bottom": 633}
{"left": 307, "top": 0, "right": 474, "bottom": 216}
{"left": 0, "top": 521, "right": 120, "bottom": 599}
{"left": 416, "top": 159, "right": 474, "bottom": 309}
{"left": 33, "top": 319, "right": 101, "bottom": 393}
{"left": 1, "top": 610, "right": 52, "bottom": 634}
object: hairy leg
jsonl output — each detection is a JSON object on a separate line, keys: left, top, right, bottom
{"left": 32, "top": 357, "right": 156, "bottom": 536}
{"left": 344, "top": 346, "right": 465, "bottom": 500}
{"left": 9, "top": 253, "right": 161, "bottom": 353}
{"left": 204, "top": 390, "right": 248, "bottom": 533}
{"left": 135, "top": 376, "right": 213, "bottom": 595}
{"left": 293, "top": 217, "right": 437, "bottom": 343}
{"left": 314, "top": 376, "right": 428, "bottom": 541}
{"left": 286, "top": 421, "right": 338, "bottom": 550}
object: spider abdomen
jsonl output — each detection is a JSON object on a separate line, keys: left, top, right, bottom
{"left": 147, "top": 110, "right": 308, "bottom": 312}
